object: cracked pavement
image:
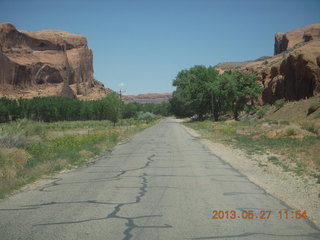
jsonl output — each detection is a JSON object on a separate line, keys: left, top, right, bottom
{"left": 0, "top": 118, "right": 319, "bottom": 239}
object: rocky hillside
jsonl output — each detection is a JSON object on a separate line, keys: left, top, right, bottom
{"left": 215, "top": 24, "right": 320, "bottom": 104}
{"left": 0, "top": 23, "right": 110, "bottom": 100}
{"left": 274, "top": 24, "right": 320, "bottom": 55}
{"left": 124, "top": 93, "right": 172, "bottom": 104}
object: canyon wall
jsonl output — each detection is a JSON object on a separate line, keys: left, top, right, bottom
{"left": 0, "top": 23, "right": 108, "bottom": 99}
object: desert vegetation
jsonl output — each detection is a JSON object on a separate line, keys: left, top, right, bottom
{"left": 184, "top": 119, "right": 320, "bottom": 182}
{"left": 0, "top": 118, "right": 160, "bottom": 198}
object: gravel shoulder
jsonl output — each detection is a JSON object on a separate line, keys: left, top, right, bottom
{"left": 181, "top": 122, "right": 320, "bottom": 227}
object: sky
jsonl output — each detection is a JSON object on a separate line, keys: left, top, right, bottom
{"left": 1, "top": 0, "right": 320, "bottom": 95}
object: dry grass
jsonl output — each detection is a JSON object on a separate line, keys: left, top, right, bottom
{"left": 79, "top": 150, "right": 95, "bottom": 159}
{"left": 264, "top": 95, "right": 320, "bottom": 121}
{"left": 185, "top": 119, "right": 320, "bottom": 182}
{"left": 0, "top": 148, "right": 30, "bottom": 179}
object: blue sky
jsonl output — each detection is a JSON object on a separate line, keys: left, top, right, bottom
{"left": 1, "top": 0, "right": 319, "bottom": 94}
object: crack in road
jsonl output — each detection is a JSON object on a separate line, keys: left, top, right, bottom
{"left": 32, "top": 154, "right": 172, "bottom": 240}
{"left": 38, "top": 154, "right": 157, "bottom": 192}
{"left": 99, "top": 154, "right": 173, "bottom": 240}
{"left": 38, "top": 177, "right": 63, "bottom": 192}
{"left": 105, "top": 173, "right": 172, "bottom": 240}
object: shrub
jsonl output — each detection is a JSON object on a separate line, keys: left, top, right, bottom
{"left": 0, "top": 119, "right": 29, "bottom": 148}
{"left": 0, "top": 148, "right": 30, "bottom": 180}
{"left": 280, "top": 120, "right": 290, "bottom": 125}
{"left": 274, "top": 98, "right": 285, "bottom": 110}
{"left": 307, "top": 102, "right": 320, "bottom": 115}
{"left": 268, "top": 156, "right": 279, "bottom": 164}
{"left": 243, "top": 105, "right": 258, "bottom": 115}
{"left": 301, "top": 122, "right": 317, "bottom": 134}
{"left": 256, "top": 104, "right": 270, "bottom": 119}
{"left": 285, "top": 126, "right": 300, "bottom": 136}
{"left": 137, "top": 112, "right": 158, "bottom": 123}
{"left": 314, "top": 113, "right": 320, "bottom": 119}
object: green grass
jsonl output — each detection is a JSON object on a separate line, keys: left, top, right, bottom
{"left": 232, "top": 133, "right": 318, "bottom": 152}
{"left": 300, "top": 122, "right": 317, "bottom": 134}
{"left": 0, "top": 118, "right": 157, "bottom": 198}
{"left": 279, "top": 120, "right": 290, "bottom": 125}
{"left": 295, "top": 162, "right": 307, "bottom": 176}
{"left": 314, "top": 113, "right": 320, "bottom": 119}
{"left": 307, "top": 102, "right": 320, "bottom": 115}
{"left": 274, "top": 99, "right": 286, "bottom": 110}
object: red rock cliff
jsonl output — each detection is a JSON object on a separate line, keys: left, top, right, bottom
{"left": 0, "top": 23, "right": 108, "bottom": 99}
{"left": 274, "top": 24, "right": 320, "bottom": 55}
{"left": 216, "top": 24, "right": 320, "bottom": 104}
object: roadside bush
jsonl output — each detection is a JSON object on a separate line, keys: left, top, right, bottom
{"left": 307, "top": 102, "right": 320, "bottom": 115}
{"left": 137, "top": 112, "right": 158, "bottom": 123}
{"left": 0, "top": 119, "right": 29, "bottom": 148}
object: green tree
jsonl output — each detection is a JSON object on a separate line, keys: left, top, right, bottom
{"left": 220, "top": 70, "right": 262, "bottom": 120}
{"left": 122, "top": 102, "right": 140, "bottom": 119}
{"left": 205, "top": 67, "right": 223, "bottom": 121}
{"left": 169, "top": 92, "right": 192, "bottom": 118}
{"left": 0, "top": 98, "right": 10, "bottom": 122}
{"left": 103, "top": 93, "right": 121, "bottom": 126}
{"left": 172, "top": 65, "right": 212, "bottom": 120}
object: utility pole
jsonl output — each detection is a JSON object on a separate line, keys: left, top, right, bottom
{"left": 119, "top": 89, "right": 126, "bottom": 126}
{"left": 119, "top": 89, "right": 124, "bottom": 102}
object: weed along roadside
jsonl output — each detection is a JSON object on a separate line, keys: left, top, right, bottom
{"left": 0, "top": 118, "right": 159, "bottom": 198}
{"left": 184, "top": 119, "right": 320, "bottom": 182}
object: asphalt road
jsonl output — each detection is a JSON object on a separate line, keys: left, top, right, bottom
{"left": 0, "top": 118, "right": 319, "bottom": 240}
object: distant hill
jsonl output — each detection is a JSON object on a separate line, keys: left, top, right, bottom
{"left": 124, "top": 93, "right": 172, "bottom": 104}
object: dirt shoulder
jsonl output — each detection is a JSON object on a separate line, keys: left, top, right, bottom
{"left": 181, "top": 122, "right": 320, "bottom": 227}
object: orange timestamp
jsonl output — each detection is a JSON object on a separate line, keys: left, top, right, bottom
{"left": 211, "top": 210, "right": 308, "bottom": 220}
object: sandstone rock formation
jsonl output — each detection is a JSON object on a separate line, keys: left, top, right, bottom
{"left": 124, "top": 93, "right": 172, "bottom": 104}
{"left": 216, "top": 24, "right": 320, "bottom": 104}
{"left": 0, "top": 23, "right": 109, "bottom": 99}
{"left": 274, "top": 24, "right": 320, "bottom": 55}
